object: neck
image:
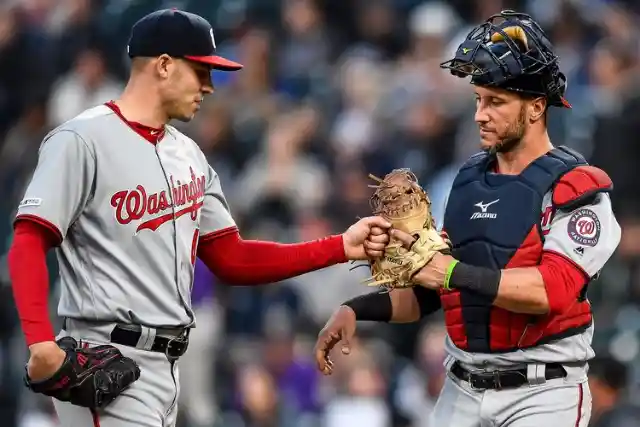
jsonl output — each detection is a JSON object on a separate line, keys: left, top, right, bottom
{"left": 495, "top": 128, "right": 553, "bottom": 175}
{"left": 113, "top": 77, "right": 168, "bottom": 128}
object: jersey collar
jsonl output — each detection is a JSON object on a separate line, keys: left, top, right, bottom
{"left": 104, "top": 101, "right": 165, "bottom": 145}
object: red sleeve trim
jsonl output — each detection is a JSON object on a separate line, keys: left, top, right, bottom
{"left": 198, "top": 225, "right": 239, "bottom": 243}
{"left": 9, "top": 221, "right": 57, "bottom": 346}
{"left": 15, "top": 214, "right": 63, "bottom": 246}
{"left": 197, "top": 230, "right": 346, "bottom": 285}
{"left": 537, "top": 250, "right": 589, "bottom": 315}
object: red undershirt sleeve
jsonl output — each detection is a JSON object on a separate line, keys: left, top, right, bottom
{"left": 196, "top": 227, "right": 347, "bottom": 285}
{"left": 8, "top": 219, "right": 61, "bottom": 346}
{"left": 537, "top": 250, "right": 589, "bottom": 315}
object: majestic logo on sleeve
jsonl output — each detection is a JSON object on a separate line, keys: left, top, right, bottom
{"left": 111, "top": 167, "right": 205, "bottom": 233}
{"left": 567, "top": 208, "right": 601, "bottom": 247}
{"left": 19, "top": 198, "right": 42, "bottom": 208}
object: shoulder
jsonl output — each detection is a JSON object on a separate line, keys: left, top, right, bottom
{"left": 552, "top": 165, "right": 613, "bottom": 211}
{"left": 39, "top": 127, "right": 96, "bottom": 160}
{"left": 43, "top": 105, "right": 114, "bottom": 147}
{"left": 461, "top": 151, "right": 490, "bottom": 170}
{"left": 451, "top": 151, "right": 490, "bottom": 185}
{"left": 57, "top": 105, "right": 115, "bottom": 133}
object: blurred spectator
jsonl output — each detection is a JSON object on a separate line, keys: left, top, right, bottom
{"left": 588, "top": 355, "right": 640, "bottom": 427}
{"left": 227, "top": 364, "right": 290, "bottom": 427}
{"left": 277, "top": 0, "right": 334, "bottom": 100}
{"left": 47, "top": 47, "right": 122, "bottom": 126}
{"left": 351, "top": 0, "right": 406, "bottom": 61}
{"left": 232, "top": 105, "right": 330, "bottom": 224}
{"left": 0, "top": 4, "right": 52, "bottom": 138}
{"left": 585, "top": 35, "right": 640, "bottom": 302}
{"left": 391, "top": 323, "right": 447, "bottom": 427}
{"left": 323, "top": 342, "right": 391, "bottom": 427}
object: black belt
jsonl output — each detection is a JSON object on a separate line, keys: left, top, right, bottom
{"left": 450, "top": 361, "right": 566, "bottom": 390}
{"left": 109, "top": 325, "right": 189, "bottom": 360}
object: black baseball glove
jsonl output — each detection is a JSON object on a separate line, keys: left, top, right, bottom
{"left": 24, "top": 336, "right": 141, "bottom": 409}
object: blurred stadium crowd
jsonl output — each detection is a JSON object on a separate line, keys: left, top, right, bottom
{"left": 1, "top": 0, "right": 640, "bottom": 426}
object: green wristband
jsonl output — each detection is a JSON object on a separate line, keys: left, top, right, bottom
{"left": 443, "top": 259, "right": 459, "bottom": 290}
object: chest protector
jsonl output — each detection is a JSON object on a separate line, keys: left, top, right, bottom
{"left": 441, "top": 146, "right": 593, "bottom": 353}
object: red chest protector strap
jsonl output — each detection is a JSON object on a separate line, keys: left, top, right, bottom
{"left": 552, "top": 166, "right": 613, "bottom": 210}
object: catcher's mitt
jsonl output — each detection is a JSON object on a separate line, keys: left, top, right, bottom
{"left": 25, "top": 336, "right": 141, "bottom": 409}
{"left": 364, "top": 168, "right": 451, "bottom": 289}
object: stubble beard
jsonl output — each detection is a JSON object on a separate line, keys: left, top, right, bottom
{"left": 484, "top": 105, "right": 527, "bottom": 155}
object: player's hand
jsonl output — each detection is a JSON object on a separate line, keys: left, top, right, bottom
{"left": 390, "top": 229, "right": 455, "bottom": 290}
{"left": 342, "top": 216, "right": 391, "bottom": 260}
{"left": 364, "top": 226, "right": 391, "bottom": 259}
{"left": 27, "top": 341, "right": 67, "bottom": 382}
{"left": 314, "top": 305, "right": 357, "bottom": 375}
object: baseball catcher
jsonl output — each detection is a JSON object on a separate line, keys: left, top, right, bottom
{"left": 314, "top": 10, "right": 622, "bottom": 427}
{"left": 24, "top": 336, "right": 140, "bottom": 409}
{"left": 363, "top": 168, "right": 451, "bottom": 290}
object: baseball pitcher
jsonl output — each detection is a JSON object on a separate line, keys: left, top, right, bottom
{"left": 8, "top": 9, "right": 391, "bottom": 427}
{"left": 314, "top": 10, "right": 622, "bottom": 427}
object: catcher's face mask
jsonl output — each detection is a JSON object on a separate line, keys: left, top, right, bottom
{"left": 440, "top": 10, "right": 571, "bottom": 108}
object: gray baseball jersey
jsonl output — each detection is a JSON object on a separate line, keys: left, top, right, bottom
{"left": 16, "top": 104, "right": 235, "bottom": 328}
{"left": 445, "top": 190, "right": 621, "bottom": 368}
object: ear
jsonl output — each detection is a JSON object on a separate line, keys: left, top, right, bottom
{"left": 529, "top": 97, "right": 547, "bottom": 123}
{"left": 155, "top": 54, "right": 173, "bottom": 79}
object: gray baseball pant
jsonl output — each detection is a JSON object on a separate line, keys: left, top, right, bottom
{"left": 429, "top": 358, "right": 592, "bottom": 427}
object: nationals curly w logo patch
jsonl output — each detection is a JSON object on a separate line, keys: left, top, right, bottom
{"left": 567, "top": 208, "right": 601, "bottom": 247}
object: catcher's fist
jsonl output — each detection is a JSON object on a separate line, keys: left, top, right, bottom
{"left": 314, "top": 305, "right": 357, "bottom": 375}
{"left": 342, "top": 216, "right": 391, "bottom": 260}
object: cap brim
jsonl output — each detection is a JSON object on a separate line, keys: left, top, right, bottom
{"left": 185, "top": 55, "right": 243, "bottom": 71}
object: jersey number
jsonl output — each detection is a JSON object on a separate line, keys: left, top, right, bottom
{"left": 191, "top": 229, "right": 200, "bottom": 266}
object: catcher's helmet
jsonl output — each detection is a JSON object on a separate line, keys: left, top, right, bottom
{"left": 440, "top": 10, "right": 571, "bottom": 108}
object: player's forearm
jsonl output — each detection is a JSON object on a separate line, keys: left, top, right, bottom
{"left": 492, "top": 267, "right": 550, "bottom": 314}
{"left": 411, "top": 254, "right": 546, "bottom": 313}
{"left": 431, "top": 260, "right": 549, "bottom": 314}
{"left": 343, "top": 287, "right": 440, "bottom": 323}
{"left": 8, "top": 221, "right": 57, "bottom": 346}
{"left": 197, "top": 230, "right": 347, "bottom": 285}
{"left": 440, "top": 255, "right": 587, "bottom": 315}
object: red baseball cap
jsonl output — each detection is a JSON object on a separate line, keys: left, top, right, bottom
{"left": 127, "top": 8, "right": 243, "bottom": 71}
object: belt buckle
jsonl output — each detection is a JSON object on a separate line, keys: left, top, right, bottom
{"left": 164, "top": 332, "right": 188, "bottom": 360}
{"left": 468, "top": 371, "right": 501, "bottom": 391}
{"left": 468, "top": 375, "right": 483, "bottom": 391}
